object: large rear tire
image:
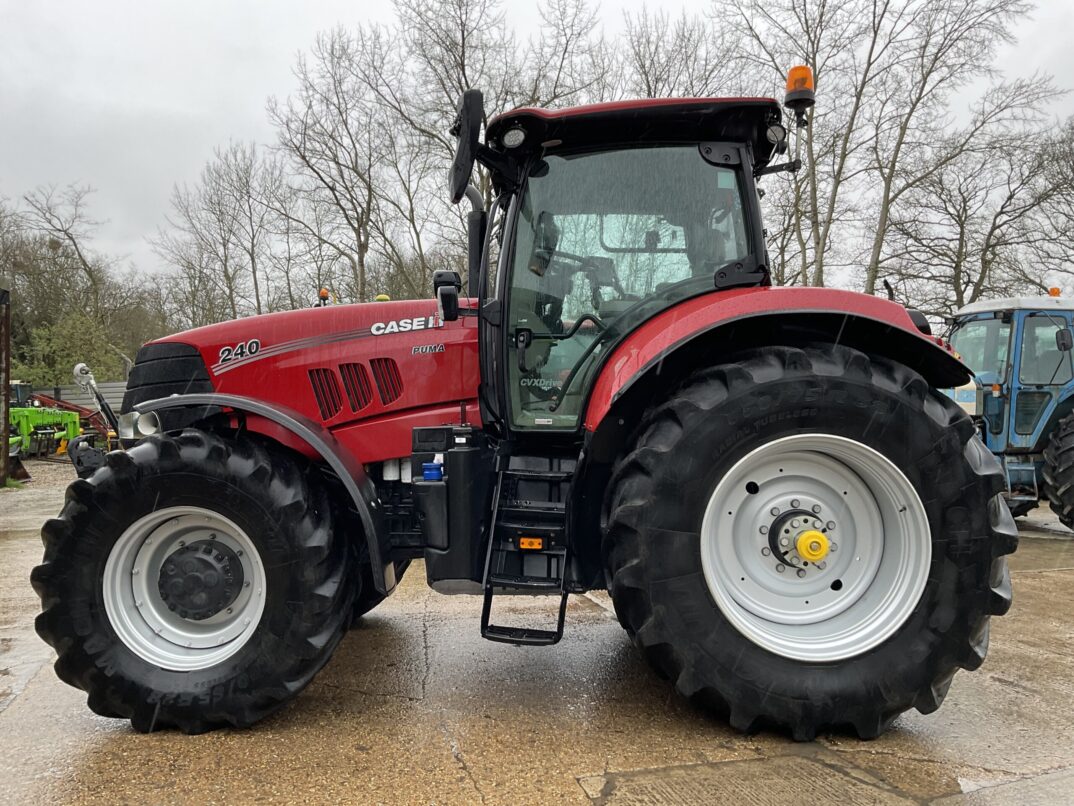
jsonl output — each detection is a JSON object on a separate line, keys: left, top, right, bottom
{"left": 1042, "top": 414, "right": 1074, "bottom": 530}
{"left": 32, "top": 429, "right": 354, "bottom": 733}
{"left": 603, "top": 345, "right": 1016, "bottom": 740}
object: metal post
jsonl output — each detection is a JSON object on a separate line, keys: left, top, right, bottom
{"left": 0, "top": 288, "right": 10, "bottom": 487}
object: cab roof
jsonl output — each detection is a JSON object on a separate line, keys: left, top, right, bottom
{"left": 955, "top": 296, "right": 1074, "bottom": 317}
{"left": 485, "top": 97, "right": 783, "bottom": 167}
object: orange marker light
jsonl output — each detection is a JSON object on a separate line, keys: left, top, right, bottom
{"left": 786, "top": 65, "right": 815, "bottom": 94}
{"left": 518, "top": 537, "right": 544, "bottom": 550}
{"left": 1049, "top": 287, "right": 1061, "bottom": 297}
{"left": 784, "top": 65, "right": 816, "bottom": 116}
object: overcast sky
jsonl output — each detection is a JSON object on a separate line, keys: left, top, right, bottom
{"left": 2, "top": 0, "right": 1072, "bottom": 276}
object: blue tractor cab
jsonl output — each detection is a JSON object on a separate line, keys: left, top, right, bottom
{"left": 948, "top": 293, "right": 1074, "bottom": 523}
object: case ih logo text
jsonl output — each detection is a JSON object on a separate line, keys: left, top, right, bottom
{"left": 371, "top": 316, "right": 439, "bottom": 336}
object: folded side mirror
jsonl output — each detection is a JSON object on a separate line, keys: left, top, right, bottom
{"left": 448, "top": 90, "right": 484, "bottom": 205}
{"left": 1056, "top": 328, "right": 1073, "bottom": 352}
{"left": 434, "top": 270, "right": 462, "bottom": 322}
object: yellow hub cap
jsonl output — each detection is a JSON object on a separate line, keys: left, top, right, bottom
{"left": 796, "top": 530, "right": 829, "bottom": 562}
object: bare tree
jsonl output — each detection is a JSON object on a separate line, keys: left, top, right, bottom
{"left": 860, "top": 0, "right": 1034, "bottom": 294}
{"left": 885, "top": 121, "right": 1074, "bottom": 316}
{"left": 622, "top": 8, "right": 737, "bottom": 98}
{"left": 268, "top": 28, "right": 383, "bottom": 301}
{"left": 22, "top": 184, "right": 110, "bottom": 314}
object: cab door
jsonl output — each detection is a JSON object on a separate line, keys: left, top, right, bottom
{"left": 1009, "top": 312, "right": 1074, "bottom": 451}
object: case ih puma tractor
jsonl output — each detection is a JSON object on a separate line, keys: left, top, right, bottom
{"left": 33, "top": 69, "right": 1016, "bottom": 740}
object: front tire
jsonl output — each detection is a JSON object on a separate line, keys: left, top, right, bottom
{"left": 32, "top": 429, "right": 354, "bottom": 733}
{"left": 603, "top": 345, "right": 1016, "bottom": 740}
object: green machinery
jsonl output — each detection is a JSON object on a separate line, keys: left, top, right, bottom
{"left": 9, "top": 406, "right": 81, "bottom": 457}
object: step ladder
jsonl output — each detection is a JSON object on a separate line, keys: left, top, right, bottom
{"left": 480, "top": 458, "right": 574, "bottom": 646}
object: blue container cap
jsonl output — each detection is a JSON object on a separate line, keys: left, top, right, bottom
{"left": 422, "top": 462, "right": 444, "bottom": 481}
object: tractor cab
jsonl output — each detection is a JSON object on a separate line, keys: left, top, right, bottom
{"left": 444, "top": 92, "right": 788, "bottom": 438}
{"left": 948, "top": 293, "right": 1074, "bottom": 513}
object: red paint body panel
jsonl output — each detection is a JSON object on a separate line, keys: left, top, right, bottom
{"left": 152, "top": 286, "right": 939, "bottom": 456}
{"left": 582, "top": 286, "right": 937, "bottom": 431}
{"left": 153, "top": 300, "right": 481, "bottom": 463}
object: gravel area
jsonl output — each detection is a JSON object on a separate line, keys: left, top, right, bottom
{"left": 1, "top": 458, "right": 74, "bottom": 531}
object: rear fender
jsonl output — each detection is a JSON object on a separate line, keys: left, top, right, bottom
{"left": 134, "top": 393, "right": 395, "bottom": 595}
{"left": 583, "top": 289, "right": 969, "bottom": 465}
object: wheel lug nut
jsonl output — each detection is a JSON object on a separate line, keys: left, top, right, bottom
{"left": 826, "top": 521, "right": 835, "bottom": 530}
{"left": 830, "top": 542, "right": 838, "bottom": 551}
{"left": 770, "top": 507, "right": 780, "bottom": 516}
{"left": 817, "top": 561, "right": 826, "bottom": 569}
{"left": 776, "top": 564, "right": 786, "bottom": 573}
{"left": 761, "top": 547, "right": 771, "bottom": 556}
{"left": 791, "top": 499, "right": 800, "bottom": 508}
{"left": 796, "top": 568, "right": 806, "bottom": 578}
{"left": 791, "top": 519, "right": 799, "bottom": 528}
{"left": 780, "top": 538, "right": 790, "bottom": 547}
{"left": 760, "top": 526, "right": 768, "bottom": 534}
{"left": 812, "top": 504, "right": 821, "bottom": 513}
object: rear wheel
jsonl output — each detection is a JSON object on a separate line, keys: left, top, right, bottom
{"left": 32, "top": 430, "right": 354, "bottom": 733}
{"left": 603, "top": 345, "right": 1016, "bottom": 739}
{"left": 1042, "top": 414, "right": 1074, "bottom": 530}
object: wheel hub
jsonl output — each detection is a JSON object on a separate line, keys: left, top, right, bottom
{"left": 103, "top": 507, "right": 266, "bottom": 671}
{"left": 699, "top": 434, "right": 931, "bottom": 662}
{"left": 766, "top": 508, "right": 834, "bottom": 572}
{"left": 157, "top": 540, "right": 244, "bottom": 621}
{"left": 796, "top": 530, "right": 829, "bottom": 563}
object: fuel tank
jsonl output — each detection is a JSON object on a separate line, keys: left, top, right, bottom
{"left": 124, "top": 300, "right": 480, "bottom": 463}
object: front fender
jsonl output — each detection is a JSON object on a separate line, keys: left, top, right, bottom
{"left": 583, "top": 286, "right": 968, "bottom": 431}
{"left": 134, "top": 393, "right": 395, "bottom": 595}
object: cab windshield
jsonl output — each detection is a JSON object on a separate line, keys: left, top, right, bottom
{"left": 949, "top": 316, "right": 1010, "bottom": 381}
{"left": 506, "top": 145, "right": 751, "bottom": 429}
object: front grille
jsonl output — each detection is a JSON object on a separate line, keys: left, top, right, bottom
{"left": 121, "top": 342, "right": 213, "bottom": 413}
{"left": 308, "top": 368, "right": 343, "bottom": 420}
{"left": 370, "top": 358, "right": 403, "bottom": 405}
{"left": 339, "top": 362, "right": 374, "bottom": 412}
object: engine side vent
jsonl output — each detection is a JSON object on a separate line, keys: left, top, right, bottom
{"left": 339, "top": 362, "right": 374, "bottom": 412}
{"left": 308, "top": 368, "right": 343, "bottom": 420}
{"left": 370, "top": 358, "right": 403, "bottom": 405}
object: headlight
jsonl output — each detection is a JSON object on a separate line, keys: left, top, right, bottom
{"left": 118, "top": 411, "right": 161, "bottom": 440}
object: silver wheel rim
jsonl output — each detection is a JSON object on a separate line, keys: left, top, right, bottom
{"left": 103, "top": 506, "right": 266, "bottom": 671}
{"left": 700, "top": 434, "right": 930, "bottom": 662}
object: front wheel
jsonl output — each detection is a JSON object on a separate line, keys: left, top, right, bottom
{"left": 603, "top": 345, "right": 1017, "bottom": 740}
{"left": 32, "top": 430, "right": 355, "bottom": 733}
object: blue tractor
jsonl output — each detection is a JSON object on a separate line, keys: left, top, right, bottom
{"left": 948, "top": 292, "right": 1074, "bottom": 525}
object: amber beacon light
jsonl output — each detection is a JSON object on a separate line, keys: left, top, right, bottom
{"left": 784, "top": 65, "right": 815, "bottom": 115}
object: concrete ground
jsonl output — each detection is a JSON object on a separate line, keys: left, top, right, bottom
{"left": 2, "top": 459, "right": 1074, "bottom": 804}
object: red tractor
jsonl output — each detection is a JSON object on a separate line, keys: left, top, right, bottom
{"left": 33, "top": 70, "right": 1016, "bottom": 740}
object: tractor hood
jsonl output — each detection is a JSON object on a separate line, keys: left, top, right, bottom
{"left": 122, "top": 298, "right": 481, "bottom": 459}
{"left": 153, "top": 298, "right": 448, "bottom": 379}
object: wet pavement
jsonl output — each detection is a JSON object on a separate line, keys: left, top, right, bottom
{"left": 2, "top": 462, "right": 1074, "bottom": 804}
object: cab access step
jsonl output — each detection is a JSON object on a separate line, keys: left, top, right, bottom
{"left": 481, "top": 456, "right": 574, "bottom": 645}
